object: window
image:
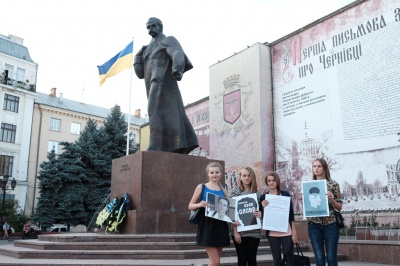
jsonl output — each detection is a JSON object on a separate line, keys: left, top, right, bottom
{"left": 5, "top": 64, "right": 14, "bottom": 81}
{"left": 0, "top": 123, "right": 16, "bottom": 143}
{"left": 71, "top": 122, "right": 81, "bottom": 134}
{"left": 129, "top": 133, "right": 136, "bottom": 142}
{"left": 4, "top": 194, "right": 15, "bottom": 201}
{"left": 16, "top": 67, "right": 26, "bottom": 82}
{"left": 0, "top": 155, "right": 13, "bottom": 176}
{"left": 3, "top": 94, "right": 20, "bottom": 113}
{"left": 50, "top": 118, "right": 61, "bottom": 131}
{"left": 48, "top": 141, "right": 59, "bottom": 153}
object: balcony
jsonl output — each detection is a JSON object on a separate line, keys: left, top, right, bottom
{"left": 0, "top": 75, "right": 36, "bottom": 92}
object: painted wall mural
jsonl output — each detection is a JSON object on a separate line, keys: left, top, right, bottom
{"left": 272, "top": 0, "right": 400, "bottom": 213}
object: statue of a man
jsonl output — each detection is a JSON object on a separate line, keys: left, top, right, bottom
{"left": 134, "top": 17, "right": 198, "bottom": 154}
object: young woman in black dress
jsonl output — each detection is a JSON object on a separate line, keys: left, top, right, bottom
{"left": 189, "top": 162, "right": 230, "bottom": 266}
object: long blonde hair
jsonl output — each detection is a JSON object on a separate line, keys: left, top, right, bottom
{"left": 238, "top": 167, "right": 258, "bottom": 193}
{"left": 205, "top": 162, "right": 227, "bottom": 196}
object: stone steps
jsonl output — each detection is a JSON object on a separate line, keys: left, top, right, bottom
{"left": 0, "top": 233, "right": 347, "bottom": 265}
{"left": 38, "top": 233, "right": 196, "bottom": 242}
{"left": 14, "top": 239, "right": 201, "bottom": 251}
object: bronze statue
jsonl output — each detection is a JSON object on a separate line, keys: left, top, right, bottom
{"left": 134, "top": 17, "right": 198, "bottom": 154}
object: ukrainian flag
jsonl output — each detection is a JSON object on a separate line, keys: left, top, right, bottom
{"left": 97, "top": 41, "right": 133, "bottom": 86}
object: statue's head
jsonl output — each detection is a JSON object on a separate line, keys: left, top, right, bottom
{"left": 146, "top": 17, "right": 163, "bottom": 37}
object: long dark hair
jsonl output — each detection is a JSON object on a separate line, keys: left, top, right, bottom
{"left": 265, "top": 171, "right": 281, "bottom": 194}
{"left": 312, "top": 158, "right": 332, "bottom": 181}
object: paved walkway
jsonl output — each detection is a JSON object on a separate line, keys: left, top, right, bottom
{"left": 0, "top": 239, "right": 395, "bottom": 265}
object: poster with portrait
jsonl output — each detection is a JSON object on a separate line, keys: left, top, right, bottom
{"left": 262, "top": 194, "right": 290, "bottom": 232}
{"left": 205, "top": 193, "right": 235, "bottom": 223}
{"left": 233, "top": 193, "right": 261, "bottom": 232}
{"left": 301, "top": 180, "right": 329, "bottom": 217}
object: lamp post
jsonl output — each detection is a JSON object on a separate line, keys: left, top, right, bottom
{"left": 0, "top": 175, "right": 17, "bottom": 225}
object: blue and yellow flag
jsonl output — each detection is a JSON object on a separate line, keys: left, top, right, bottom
{"left": 97, "top": 41, "right": 133, "bottom": 86}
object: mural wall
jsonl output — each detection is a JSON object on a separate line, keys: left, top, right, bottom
{"left": 186, "top": 97, "right": 210, "bottom": 157}
{"left": 271, "top": 0, "right": 400, "bottom": 213}
{"left": 209, "top": 43, "right": 274, "bottom": 192}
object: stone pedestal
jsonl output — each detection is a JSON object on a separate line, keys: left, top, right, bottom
{"left": 110, "top": 151, "right": 224, "bottom": 234}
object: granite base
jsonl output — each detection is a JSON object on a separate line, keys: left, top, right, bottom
{"left": 110, "top": 151, "right": 224, "bottom": 234}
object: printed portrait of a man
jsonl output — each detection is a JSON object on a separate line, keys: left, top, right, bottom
{"left": 308, "top": 187, "right": 322, "bottom": 208}
{"left": 301, "top": 180, "right": 329, "bottom": 217}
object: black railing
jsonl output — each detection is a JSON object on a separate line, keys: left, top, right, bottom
{"left": 0, "top": 77, "right": 36, "bottom": 92}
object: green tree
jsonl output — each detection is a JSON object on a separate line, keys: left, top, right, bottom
{"left": 76, "top": 119, "right": 110, "bottom": 220}
{"left": 103, "top": 105, "right": 128, "bottom": 159}
{"left": 76, "top": 106, "right": 130, "bottom": 225}
{"left": 33, "top": 105, "right": 133, "bottom": 229}
{"left": 33, "top": 149, "right": 60, "bottom": 229}
{"left": 6, "top": 200, "right": 30, "bottom": 232}
{"left": 54, "top": 142, "right": 87, "bottom": 227}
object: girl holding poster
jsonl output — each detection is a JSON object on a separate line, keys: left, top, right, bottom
{"left": 303, "top": 158, "right": 342, "bottom": 266}
{"left": 188, "top": 162, "right": 230, "bottom": 266}
{"left": 230, "top": 167, "right": 262, "bottom": 266}
{"left": 260, "top": 171, "right": 298, "bottom": 266}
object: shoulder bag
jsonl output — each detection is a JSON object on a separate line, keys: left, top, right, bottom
{"left": 294, "top": 243, "right": 310, "bottom": 266}
{"left": 189, "top": 183, "right": 205, "bottom": 224}
{"left": 334, "top": 210, "right": 345, "bottom": 228}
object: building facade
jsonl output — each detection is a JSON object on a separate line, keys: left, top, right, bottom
{"left": 0, "top": 34, "right": 38, "bottom": 210}
{"left": 26, "top": 88, "right": 147, "bottom": 214}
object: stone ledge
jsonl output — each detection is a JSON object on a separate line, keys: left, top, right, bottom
{"left": 338, "top": 240, "right": 400, "bottom": 264}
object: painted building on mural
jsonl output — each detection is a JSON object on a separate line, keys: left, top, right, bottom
{"left": 186, "top": 97, "right": 210, "bottom": 158}
{"left": 138, "top": 0, "right": 399, "bottom": 217}
{"left": 271, "top": 0, "right": 400, "bottom": 212}
{"left": 0, "top": 34, "right": 37, "bottom": 211}
{"left": 181, "top": 0, "right": 400, "bottom": 215}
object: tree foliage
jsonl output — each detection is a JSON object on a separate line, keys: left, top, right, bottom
{"left": 2, "top": 200, "right": 30, "bottom": 232}
{"left": 103, "top": 105, "right": 128, "bottom": 160}
{"left": 53, "top": 142, "right": 87, "bottom": 226}
{"left": 34, "top": 105, "right": 132, "bottom": 228}
{"left": 32, "top": 149, "right": 60, "bottom": 228}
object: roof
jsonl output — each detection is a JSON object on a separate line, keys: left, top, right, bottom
{"left": 0, "top": 34, "right": 35, "bottom": 63}
{"left": 35, "top": 92, "right": 147, "bottom": 126}
{"left": 184, "top": 96, "right": 209, "bottom": 109}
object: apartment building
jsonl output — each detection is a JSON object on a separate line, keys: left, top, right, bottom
{"left": 1, "top": 33, "right": 147, "bottom": 215}
{"left": 0, "top": 34, "right": 38, "bottom": 210}
{"left": 26, "top": 88, "right": 147, "bottom": 214}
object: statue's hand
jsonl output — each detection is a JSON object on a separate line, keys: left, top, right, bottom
{"left": 172, "top": 70, "right": 183, "bottom": 81}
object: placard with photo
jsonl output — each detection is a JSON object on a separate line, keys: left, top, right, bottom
{"left": 301, "top": 179, "right": 329, "bottom": 217}
{"left": 233, "top": 193, "right": 261, "bottom": 232}
{"left": 205, "top": 193, "right": 235, "bottom": 223}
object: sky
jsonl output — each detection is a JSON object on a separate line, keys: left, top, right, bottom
{"left": 2, "top": 0, "right": 355, "bottom": 117}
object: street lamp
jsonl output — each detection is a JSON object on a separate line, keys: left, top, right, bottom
{"left": 0, "top": 175, "right": 17, "bottom": 225}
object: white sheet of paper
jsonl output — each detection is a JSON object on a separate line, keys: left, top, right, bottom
{"left": 262, "top": 194, "right": 290, "bottom": 232}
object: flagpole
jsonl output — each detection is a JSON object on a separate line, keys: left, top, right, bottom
{"left": 126, "top": 38, "right": 134, "bottom": 156}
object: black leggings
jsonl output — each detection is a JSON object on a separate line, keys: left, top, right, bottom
{"left": 268, "top": 235, "right": 294, "bottom": 266}
{"left": 232, "top": 235, "right": 261, "bottom": 266}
